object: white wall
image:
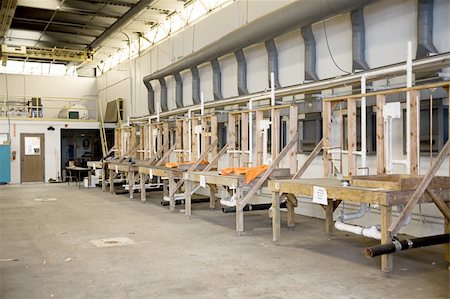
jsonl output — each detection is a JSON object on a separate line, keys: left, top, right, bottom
{"left": 97, "top": 0, "right": 450, "bottom": 237}
{"left": 0, "top": 120, "right": 100, "bottom": 184}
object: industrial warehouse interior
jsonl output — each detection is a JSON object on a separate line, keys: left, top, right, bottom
{"left": 0, "top": 0, "right": 449, "bottom": 298}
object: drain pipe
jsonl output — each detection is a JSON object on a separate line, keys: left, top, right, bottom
{"left": 335, "top": 203, "right": 381, "bottom": 240}
{"left": 211, "top": 58, "right": 223, "bottom": 100}
{"left": 301, "top": 25, "right": 319, "bottom": 81}
{"left": 338, "top": 203, "right": 369, "bottom": 222}
{"left": 416, "top": 0, "right": 438, "bottom": 58}
{"left": 265, "top": 39, "right": 281, "bottom": 88}
{"left": 158, "top": 78, "right": 168, "bottom": 112}
{"left": 174, "top": 72, "right": 183, "bottom": 108}
{"left": 143, "top": 80, "right": 155, "bottom": 114}
{"left": 235, "top": 49, "right": 248, "bottom": 95}
{"left": 351, "top": 8, "right": 369, "bottom": 71}
{"left": 191, "top": 66, "right": 201, "bottom": 105}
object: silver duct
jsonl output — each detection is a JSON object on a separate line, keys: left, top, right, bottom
{"left": 301, "top": 25, "right": 319, "bottom": 81}
{"left": 143, "top": 80, "right": 155, "bottom": 114}
{"left": 351, "top": 8, "right": 369, "bottom": 71}
{"left": 142, "top": 0, "right": 374, "bottom": 83}
{"left": 174, "top": 72, "right": 183, "bottom": 108}
{"left": 234, "top": 49, "right": 248, "bottom": 95}
{"left": 417, "top": 0, "right": 438, "bottom": 58}
{"left": 158, "top": 78, "right": 168, "bottom": 112}
{"left": 211, "top": 58, "right": 223, "bottom": 100}
{"left": 265, "top": 39, "right": 281, "bottom": 88}
{"left": 191, "top": 66, "right": 201, "bottom": 105}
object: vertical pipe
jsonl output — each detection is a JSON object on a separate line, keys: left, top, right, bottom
{"left": 174, "top": 72, "right": 183, "bottom": 108}
{"left": 191, "top": 66, "right": 201, "bottom": 105}
{"left": 265, "top": 39, "right": 281, "bottom": 88}
{"left": 361, "top": 76, "right": 367, "bottom": 169}
{"left": 234, "top": 49, "right": 248, "bottom": 95}
{"left": 143, "top": 80, "right": 155, "bottom": 114}
{"left": 158, "top": 77, "right": 168, "bottom": 112}
{"left": 416, "top": 0, "right": 438, "bottom": 58}
{"left": 301, "top": 25, "right": 319, "bottom": 81}
{"left": 211, "top": 58, "right": 223, "bottom": 100}
{"left": 350, "top": 8, "right": 369, "bottom": 71}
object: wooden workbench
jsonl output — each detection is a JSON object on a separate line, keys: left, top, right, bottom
{"left": 268, "top": 175, "right": 450, "bottom": 272}
{"left": 183, "top": 169, "right": 292, "bottom": 234}
{"left": 107, "top": 160, "right": 143, "bottom": 199}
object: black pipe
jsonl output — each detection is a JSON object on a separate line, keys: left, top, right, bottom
{"left": 364, "top": 234, "right": 449, "bottom": 258}
{"left": 222, "top": 202, "right": 287, "bottom": 213}
{"left": 160, "top": 197, "right": 210, "bottom": 206}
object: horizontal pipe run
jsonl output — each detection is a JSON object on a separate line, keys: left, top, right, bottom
{"left": 160, "top": 197, "right": 210, "bottom": 206}
{"left": 222, "top": 202, "right": 287, "bottom": 213}
{"left": 364, "top": 234, "right": 450, "bottom": 258}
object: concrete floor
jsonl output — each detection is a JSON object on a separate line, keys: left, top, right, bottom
{"left": 1, "top": 183, "right": 449, "bottom": 299}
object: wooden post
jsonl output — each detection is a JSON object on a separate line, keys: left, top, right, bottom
{"left": 241, "top": 112, "right": 249, "bottom": 165}
{"left": 323, "top": 101, "right": 332, "bottom": 176}
{"left": 271, "top": 108, "right": 280, "bottom": 161}
{"left": 128, "top": 170, "right": 134, "bottom": 199}
{"left": 176, "top": 119, "right": 183, "bottom": 162}
{"left": 184, "top": 180, "right": 192, "bottom": 217}
{"left": 109, "top": 169, "right": 114, "bottom": 193}
{"left": 272, "top": 191, "right": 281, "bottom": 242}
{"left": 101, "top": 166, "right": 106, "bottom": 192}
{"left": 347, "top": 99, "right": 357, "bottom": 176}
{"left": 191, "top": 117, "right": 198, "bottom": 160}
{"left": 235, "top": 188, "right": 244, "bottom": 235}
{"left": 140, "top": 173, "right": 147, "bottom": 202}
{"left": 409, "top": 90, "right": 419, "bottom": 175}
{"left": 210, "top": 115, "right": 218, "bottom": 162}
{"left": 168, "top": 178, "right": 176, "bottom": 211}
{"left": 287, "top": 199, "right": 295, "bottom": 229}
{"left": 289, "top": 105, "right": 298, "bottom": 175}
{"left": 381, "top": 205, "right": 393, "bottom": 272}
{"left": 183, "top": 118, "right": 189, "bottom": 162}
{"left": 201, "top": 116, "right": 208, "bottom": 155}
{"left": 255, "top": 110, "right": 263, "bottom": 165}
{"left": 228, "top": 113, "right": 236, "bottom": 167}
{"left": 376, "top": 95, "right": 386, "bottom": 174}
{"left": 163, "top": 123, "right": 169, "bottom": 155}
{"left": 325, "top": 199, "right": 334, "bottom": 238}
{"left": 209, "top": 184, "right": 216, "bottom": 209}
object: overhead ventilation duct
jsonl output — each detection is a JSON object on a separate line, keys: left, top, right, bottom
{"left": 158, "top": 78, "right": 168, "bottom": 112}
{"left": 234, "top": 49, "right": 248, "bottom": 95}
{"left": 416, "top": 0, "right": 438, "bottom": 59}
{"left": 174, "top": 72, "right": 183, "bottom": 108}
{"left": 143, "top": 80, "right": 155, "bottom": 114}
{"left": 265, "top": 39, "right": 281, "bottom": 88}
{"left": 211, "top": 58, "right": 223, "bottom": 100}
{"left": 191, "top": 66, "right": 201, "bottom": 105}
{"left": 301, "top": 25, "right": 319, "bottom": 81}
{"left": 351, "top": 8, "right": 369, "bottom": 71}
{"left": 142, "top": 0, "right": 374, "bottom": 83}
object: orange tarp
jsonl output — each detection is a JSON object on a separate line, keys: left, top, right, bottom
{"left": 165, "top": 160, "right": 209, "bottom": 168}
{"left": 220, "top": 165, "right": 269, "bottom": 184}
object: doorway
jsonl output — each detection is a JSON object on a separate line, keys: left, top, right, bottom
{"left": 20, "top": 133, "right": 45, "bottom": 182}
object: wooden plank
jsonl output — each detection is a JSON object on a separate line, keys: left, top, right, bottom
{"left": 155, "top": 147, "right": 174, "bottom": 166}
{"left": 289, "top": 105, "right": 298, "bottom": 175}
{"left": 347, "top": 98, "right": 357, "bottom": 176}
{"left": 228, "top": 113, "right": 236, "bottom": 167}
{"left": 322, "top": 101, "right": 332, "bottom": 176}
{"left": 204, "top": 143, "right": 229, "bottom": 172}
{"left": 201, "top": 117, "right": 208, "bottom": 155}
{"left": 426, "top": 189, "right": 450, "bottom": 221}
{"left": 192, "top": 117, "right": 198, "bottom": 160}
{"left": 236, "top": 188, "right": 244, "bottom": 234}
{"left": 210, "top": 115, "right": 218, "bottom": 161}
{"left": 241, "top": 112, "right": 249, "bottom": 165}
{"left": 325, "top": 199, "right": 334, "bottom": 238}
{"left": 271, "top": 108, "right": 280, "bottom": 161}
{"left": 168, "top": 178, "right": 177, "bottom": 211}
{"left": 184, "top": 180, "right": 192, "bottom": 217}
{"left": 140, "top": 173, "right": 147, "bottom": 202}
{"left": 272, "top": 191, "right": 281, "bottom": 242}
{"left": 255, "top": 110, "right": 263, "bottom": 165}
{"left": 381, "top": 205, "right": 393, "bottom": 272}
{"left": 409, "top": 90, "right": 420, "bottom": 175}
{"left": 239, "top": 135, "right": 299, "bottom": 209}
{"left": 183, "top": 118, "right": 189, "bottom": 162}
{"left": 292, "top": 139, "right": 323, "bottom": 180}
{"left": 176, "top": 119, "right": 183, "bottom": 162}
{"left": 287, "top": 200, "right": 295, "bottom": 228}
{"left": 389, "top": 140, "right": 450, "bottom": 236}
{"left": 376, "top": 95, "right": 386, "bottom": 174}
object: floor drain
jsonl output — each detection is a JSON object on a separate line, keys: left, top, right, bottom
{"left": 33, "top": 198, "right": 58, "bottom": 202}
{"left": 90, "top": 237, "right": 135, "bottom": 248}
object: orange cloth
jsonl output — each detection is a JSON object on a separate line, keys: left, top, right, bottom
{"left": 220, "top": 165, "right": 269, "bottom": 184}
{"left": 165, "top": 160, "right": 209, "bottom": 168}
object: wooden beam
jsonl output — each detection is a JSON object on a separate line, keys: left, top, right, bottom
{"left": 322, "top": 101, "right": 332, "bottom": 176}
{"left": 204, "top": 143, "right": 229, "bottom": 172}
{"left": 255, "top": 110, "right": 263, "bottom": 165}
{"left": 239, "top": 135, "right": 298, "bottom": 209}
{"left": 426, "top": 189, "right": 450, "bottom": 221}
{"left": 241, "top": 112, "right": 249, "bottom": 165}
{"left": 271, "top": 108, "right": 280, "bottom": 161}
{"left": 347, "top": 99, "right": 357, "bottom": 176}
{"left": 389, "top": 140, "right": 450, "bottom": 236}
{"left": 376, "top": 95, "right": 386, "bottom": 174}
{"left": 291, "top": 139, "right": 323, "bottom": 180}
{"left": 228, "top": 113, "right": 236, "bottom": 167}
{"left": 155, "top": 147, "right": 174, "bottom": 166}
{"left": 272, "top": 191, "right": 281, "bottom": 242}
{"left": 381, "top": 205, "right": 393, "bottom": 272}
{"left": 409, "top": 90, "right": 420, "bottom": 175}
{"left": 289, "top": 105, "right": 298, "bottom": 175}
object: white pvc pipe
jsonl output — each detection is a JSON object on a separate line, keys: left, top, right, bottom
{"left": 270, "top": 72, "right": 275, "bottom": 106}
{"left": 361, "top": 76, "right": 367, "bottom": 169}
{"left": 335, "top": 221, "right": 381, "bottom": 240}
{"left": 406, "top": 41, "right": 412, "bottom": 174}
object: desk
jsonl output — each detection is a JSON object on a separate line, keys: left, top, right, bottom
{"left": 65, "top": 166, "right": 89, "bottom": 188}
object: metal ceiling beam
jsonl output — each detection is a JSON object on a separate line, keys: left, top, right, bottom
{"left": 12, "top": 17, "right": 109, "bottom": 30}
{"left": 4, "top": 36, "right": 89, "bottom": 48}
{"left": 0, "top": 0, "right": 18, "bottom": 40}
{"left": 89, "top": 0, "right": 157, "bottom": 50}
{"left": 76, "top": 0, "right": 135, "bottom": 7}
{"left": 11, "top": 22, "right": 101, "bottom": 37}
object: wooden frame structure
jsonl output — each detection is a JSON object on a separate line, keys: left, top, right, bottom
{"left": 138, "top": 114, "right": 219, "bottom": 209}
{"left": 183, "top": 104, "right": 299, "bottom": 233}
{"left": 269, "top": 82, "right": 450, "bottom": 272}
